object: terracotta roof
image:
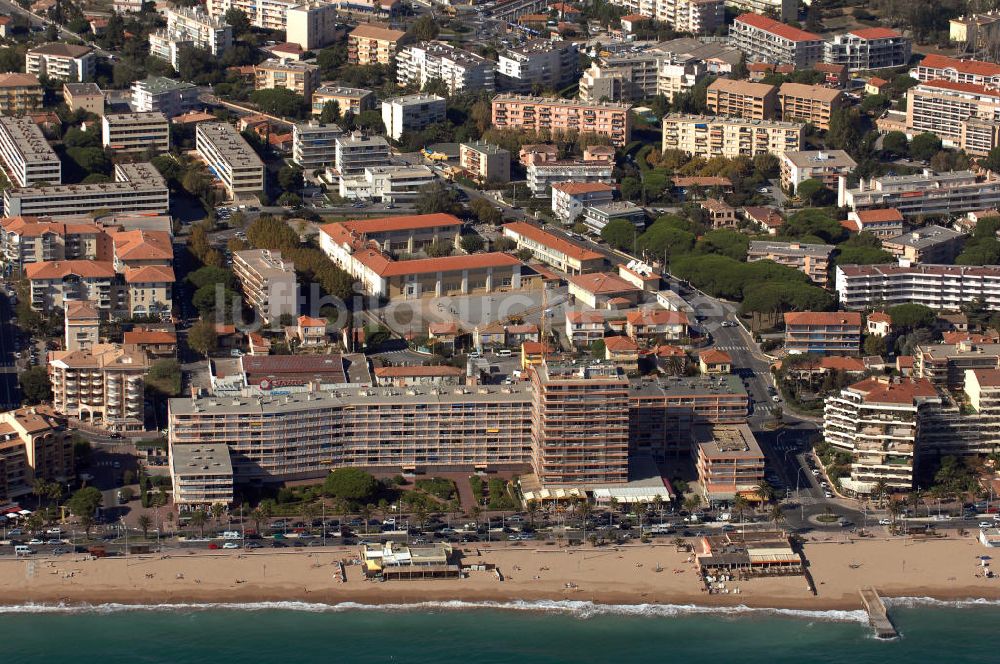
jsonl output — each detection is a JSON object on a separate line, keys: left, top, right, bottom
{"left": 373, "top": 365, "right": 463, "bottom": 377}
{"left": 356, "top": 250, "right": 521, "bottom": 277}
{"left": 521, "top": 341, "right": 551, "bottom": 355}
{"left": 242, "top": 355, "right": 347, "bottom": 381}
{"left": 568, "top": 272, "right": 638, "bottom": 295}
{"left": 270, "top": 42, "right": 303, "bottom": 54}
{"left": 778, "top": 82, "right": 844, "bottom": 103}
{"left": 868, "top": 312, "right": 891, "bottom": 323}
{"left": 321, "top": 213, "right": 463, "bottom": 238}
{"left": 620, "top": 13, "right": 649, "bottom": 22}
{"left": 849, "top": 27, "right": 902, "bottom": 39}
{"left": 734, "top": 13, "right": 821, "bottom": 42}
{"left": 26, "top": 260, "right": 115, "bottom": 280}
{"left": 854, "top": 208, "right": 903, "bottom": 223}
{"left": 699, "top": 349, "right": 731, "bottom": 364}
{"left": 297, "top": 315, "right": 326, "bottom": 328}
{"left": 847, "top": 377, "right": 938, "bottom": 404}
{"left": 565, "top": 310, "right": 606, "bottom": 324}
{"left": 896, "top": 355, "right": 914, "bottom": 368}
{"left": 428, "top": 321, "right": 461, "bottom": 335}
{"left": 971, "top": 368, "right": 1000, "bottom": 387}
{"left": 65, "top": 300, "right": 100, "bottom": 320}
{"left": 655, "top": 344, "right": 686, "bottom": 357}
{"left": 920, "top": 78, "right": 998, "bottom": 95}
{"left": 504, "top": 221, "right": 603, "bottom": 262}
{"left": 867, "top": 76, "right": 889, "bottom": 86}
{"left": 124, "top": 265, "right": 175, "bottom": 283}
{"left": 918, "top": 54, "right": 1000, "bottom": 77}
{"left": 124, "top": 329, "right": 177, "bottom": 344}
{"left": 708, "top": 77, "right": 777, "bottom": 97}
{"left": 112, "top": 229, "right": 173, "bottom": 261}
{"left": 29, "top": 42, "right": 93, "bottom": 57}
{"left": 814, "top": 63, "right": 847, "bottom": 74}
{"left": 626, "top": 308, "right": 689, "bottom": 326}
{"left": 818, "top": 356, "right": 865, "bottom": 372}
{"left": 604, "top": 335, "right": 639, "bottom": 352}
{"left": 172, "top": 111, "right": 216, "bottom": 124}
{"left": 550, "top": 182, "right": 616, "bottom": 195}
{"left": 784, "top": 311, "right": 861, "bottom": 326}
{"left": 349, "top": 23, "right": 405, "bottom": 41}
{"left": 507, "top": 323, "right": 539, "bottom": 335}
{"left": 0, "top": 73, "right": 40, "bottom": 88}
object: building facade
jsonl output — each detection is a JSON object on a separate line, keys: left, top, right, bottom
{"left": 48, "top": 344, "right": 149, "bottom": 432}
{"left": 3, "top": 163, "right": 169, "bottom": 217}
{"left": 496, "top": 39, "right": 579, "bottom": 93}
{"left": 396, "top": 41, "right": 495, "bottom": 95}
{"left": 196, "top": 122, "right": 265, "bottom": 199}
{"left": 777, "top": 83, "right": 845, "bottom": 131}
{"left": 839, "top": 170, "right": 1000, "bottom": 218}
{"left": 0, "top": 116, "right": 61, "bottom": 188}
{"left": 836, "top": 263, "right": 1000, "bottom": 311}
{"left": 292, "top": 120, "right": 343, "bottom": 169}
{"left": 502, "top": 221, "right": 605, "bottom": 274}
{"left": 310, "top": 85, "right": 375, "bottom": 117}
{"left": 706, "top": 78, "right": 778, "bottom": 120}
{"left": 747, "top": 240, "right": 834, "bottom": 286}
{"left": 131, "top": 77, "right": 201, "bottom": 118}
{"left": 783, "top": 311, "right": 862, "bottom": 354}
{"left": 492, "top": 94, "right": 633, "bottom": 147}
{"left": 662, "top": 114, "right": 805, "bottom": 159}
{"left": 459, "top": 141, "right": 510, "bottom": 183}
{"left": 25, "top": 43, "right": 95, "bottom": 82}
{"left": 381, "top": 93, "right": 446, "bottom": 141}
{"left": 232, "top": 248, "right": 298, "bottom": 324}
{"left": 101, "top": 112, "right": 170, "bottom": 154}
{"left": 254, "top": 58, "right": 320, "bottom": 99}
{"left": 823, "top": 27, "right": 910, "bottom": 71}
{"left": 0, "top": 73, "right": 43, "bottom": 115}
{"left": 729, "top": 14, "right": 824, "bottom": 69}
{"left": 347, "top": 23, "right": 406, "bottom": 65}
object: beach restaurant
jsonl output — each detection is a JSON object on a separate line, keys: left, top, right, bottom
{"left": 696, "top": 530, "right": 804, "bottom": 579}
{"left": 360, "top": 541, "right": 462, "bottom": 581}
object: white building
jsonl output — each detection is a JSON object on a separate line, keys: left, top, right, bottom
{"left": 396, "top": 41, "right": 495, "bottom": 95}
{"left": 0, "top": 116, "right": 61, "bottom": 188}
{"left": 338, "top": 165, "right": 435, "bottom": 202}
{"left": 25, "top": 43, "right": 95, "bottom": 82}
{"left": 551, "top": 182, "right": 616, "bottom": 224}
{"left": 196, "top": 123, "right": 265, "bottom": 200}
{"left": 381, "top": 93, "right": 446, "bottom": 141}
{"left": 131, "top": 77, "right": 201, "bottom": 118}
{"left": 206, "top": 0, "right": 298, "bottom": 31}
{"left": 101, "top": 112, "right": 170, "bottom": 154}
{"left": 4, "top": 163, "right": 168, "bottom": 217}
{"left": 836, "top": 263, "right": 1000, "bottom": 312}
{"left": 292, "top": 121, "right": 343, "bottom": 169}
{"left": 232, "top": 248, "right": 298, "bottom": 324}
{"left": 823, "top": 27, "right": 910, "bottom": 71}
{"left": 149, "top": 6, "right": 232, "bottom": 70}
{"left": 334, "top": 132, "right": 390, "bottom": 176}
{"left": 528, "top": 161, "right": 615, "bottom": 197}
{"left": 838, "top": 170, "right": 1000, "bottom": 219}
{"left": 496, "top": 39, "right": 579, "bottom": 92}
{"left": 729, "top": 13, "right": 824, "bottom": 69}
{"left": 583, "top": 202, "right": 646, "bottom": 234}
{"left": 286, "top": 1, "right": 343, "bottom": 50}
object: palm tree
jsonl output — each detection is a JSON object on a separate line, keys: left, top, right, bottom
{"left": 526, "top": 501, "right": 538, "bottom": 527}
{"left": 359, "top": 503, "right": 374, "bottom": 535}
{"left": 468, "top": 504, "right": 482, "bottom": 528}
{"left": 732, "top": 495, "right": 750, "bottom": 523}
{"left": 251, "top": 507, "right": 265, "bottom": 534}
{"left": 683, "top": 494, "right": 702, "bottom": 514}
{"left": 46, "top": 482, "right": 63, "bottom": 504}
{"left": 189, "top": 509, "right": 208, "bottom": 537}
{"left": 138, "top": 514, "right": 152, "bottom": 539}
{"left": 755, "top": 480, "right": 775, "bottom": 505}
{"left": 652, "top": 495, "right": 664, "bottom": 523}
{"left": 873, "top": 480, "right": 890, "bottom": 508}
{"left": 210, "top": 502, "right": 225, "bottom": 526}
{"left": 578, "top": 498, "right": 593, "bottom": 541}
{"left": 32, "top": 478, "right": 47, "bottom": 510}
{"left": 770, "top": 504, "right": 785, "bottom": 530}
{"left": 414, "top": 504, "right": 429, "bottom": 531}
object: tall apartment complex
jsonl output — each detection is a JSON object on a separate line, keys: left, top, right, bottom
{"left": 0, "top": 406, "right": 72, "bottom": 503}
{"left": 149, "top": 6, "right": 232, "bottom": 70}
{"left": 48, "top": 344, "right": 150, "bottom": 432}
{"left": 911, "top": 54, "right": 1000, "bottom": 88}
{"left": 206, "top": 0, "right": 297, "bottom": 31}
{"left": 662, "top": 114, "right": 805, "bottom": 159}
{"left": 195, "top": 122, "right": 265, "bottom": 200}
{"left": 131, "top": 77, "right": 201, "bottom": 118}
{"left": 705, "top": 78, "right": 778, "bottom": 120}
{"left": 459, "top": 141, "right": 510, "bottom": 183}
{"left": 729, "top": 13, "right": 824, "bottom": 69}
{"left": 823, "top": 27, "right": 910, "bottom": 70}
{"left": 838, "top": 170, "right": 1000, "bottom": 218}
{"left": 608, "top": 0, "right": 724, "bottom": 32}
{"left": 783, "top": 311, "right": 862, "bottom": 355}
{"left": 0, "top": 116, "right": 61, "bottom": 188}
{"left": 0, "top": 73, "right": 43, "bottom": 115}
{"left": 381, "top": 93, "right": 446, "bottom": 141}
{"left": 4, "top": 163, "right": 169, "bottom": 217}
{"left": 835, "top": 263, "right": 1000, "bottom": 312}
{"left": 292, "top": 120, "right": 343, "bottom": 169}
{"left": 396, "top": 41, "right": 495, "bottom": 95}
{"left": 310, "top": 85, "right": 375, "bottom": 117}
{"left": 101, "top": 112, "right": 170, "bottom": 154}
{"left": 777, "top": 82, "right": 844, "bottom": 131}
{"left": 286, "top": 1, "right": 342, "bottom": 50}
{"left": 0, "top": 217, "right": 104, "bottom": 270}
{"left": 25, "top": 43, "right": 95, "bottom": 82}
{"left": 348, "top": 23, "right": 406, "bottom": 65}
{"left": 334, "top": 132, "right": 391, "bottom": 176}
{"left": 232, "top": 249, "right": 298, "bottom": 324}
{"left": 496, "top": 40, "right": 579, "bottom": 92}
{"left": 492, "top": 94, "right": 633, "bottom": 147}
{"left": 906, "top": 80, "right": 1000, "bottom": 155}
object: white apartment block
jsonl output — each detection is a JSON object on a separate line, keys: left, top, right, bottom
{"left": 910, "top": 54, "right": 1000, "bottom": 88}
{"left": 527, "top": 161, "right": 615, "bottom": 197}
{"left": 292, "top": 121, "right": 343, "bottom": 169}
{"left": 551, "top": 182, "right": 616, "bottom": 223}
{"left": 396, "top": 41, "right": 495, "bottom": 95}
{"left": 662, "top": 114, "right": 805, "bottom": 160}
{"left": 0, "top": 116, "right": 61, "bottom": 188}
{"left": 338, "top": 164, "right": 435, "bottom": 202}
{"left": 823, "top": 28, "right": 911, "bottom": 71}
{"left": 723, "top": 0, "right": 796, "bottom": 21}
{"left": 206, "top": 0, "right": 296, "bottom": 31}
{"left": 729, "top": 13, "right": 824, "bottom": 69}
{"left": 25, "top": 43, "right": 95, "bottom": 82}
{"left": 171, "top": 443, "right": 234, "bottom": 508}
{"left": 838, "top": 170, "right": 1000, "bottom": 219}
{"left": 610, "top": 0, "right": 723, "bottom": 33}
{"left": 579, "top": 52, "right": 666, "bottom": 103}
{"left": 335, "top": 132, "right": 390, "bottom": 176}
{"left": 101, "top": 112, "right": 170, "bottom": 154}
{"left": 131, "top": 77, "right": 201, "bottom": 118}
{"left": 496, "top": 39, "right": 579, "bottom": 92}
{"left": 196, "top": 122, "right": 265, "bottom": 200}
{"left": 286, "top": 1, "right": 342, "bottom": 50}
{"left": 26, "top": 260, "right": 119, "bottom": 311}
{"left": 3, "top": 163, "right": 169, "bottom": 217}
{"left": 905, "top": 80, "right": 1000, "bottom": 151}
{"left": 835, "top": 263, "right": 1000, "bottom": 312}
{"left": 381, "top": 93, "right": 446, "bottom": 141}
{"left": 149, "top": 6, "right": 232, "bottom": 69}
{"left": 232, "top": 249, "right": 298, "bottom": 324}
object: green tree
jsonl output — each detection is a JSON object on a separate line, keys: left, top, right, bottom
{"left": 19, "top": 366, "right": 51, "bottom": 404}
{"left": 889, "top": 303, "right": 937, "bottom": 330}
{"left": 590, "top": 338, "right": 606, "bottom": 358}
{"left": 146, "top": 359, "right": 182, "bottom": 397}
{"left": 910, "top": 132, "right": 942, "bottom": 162}
{"left": 250, "top": 88, "right": 308, "bottom": 119}
{"left": 980, "top": 145, "right": 1000, "bottom": 173}
{"left": 601, "top": 218, "right": 638, "bottom": 251}
{"left": 425, "top": 239, "right": 454, "bottom": 257}
{"left": 460, "top": 234, "right": 485, "bottom": 253}
{"left": 319, "top": 100, "right": 341, "bottom": 124}
{"left": 277, "top": 166, "right": 303, "bottom": 193}
{"left": 323, "top": 468, "right": 377, "bottom": 501}
{"left": 795, "top": 178, "right": 834, "bottom": 206}
{"left": 138, "top": 514, "right": 152, "bottom": 539}
{"left": 863, "top": 334, "right": 887, "bottom": 357}
{"left": 67, "top": 486, "right": 102, "bottom": 535}
{"left": 189, "top": 509, "right": 208, "bottom": 536}
{"left": 187, "top": 319, "right": 219, "bottom": 357}
{"left": 494, "top": 236, "right": 516, "bottom": 252}
{"left": 407, "top": 15, "right": 440, "bottom": 41}
{"left": 224, "top": 8, "right": 251, "bottom": 35}
{"left": 826, "top": 107, "right": 861, "bottom": 153}
{"left": 881, "top": 131, "right": 909, "bottom": 159}
{"left": 414, "top": 181, "right": 460, "bottom": 215}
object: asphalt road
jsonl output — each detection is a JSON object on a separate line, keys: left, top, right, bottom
{"left": 0, "top": 285, "right": 19, "bottom": 410}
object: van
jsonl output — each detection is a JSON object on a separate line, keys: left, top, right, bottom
{"left": 14, "top": 545, "right": 34, "bottom": 556}
{"left": 496, "top": 349, "right": 512, "bottom": 358}
{"left": 222, "top": 531, "right": 241, "bottom": 540}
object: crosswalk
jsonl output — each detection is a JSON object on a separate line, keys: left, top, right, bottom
{"left": 712, "top": 345, "right": 747, "bottom": 352}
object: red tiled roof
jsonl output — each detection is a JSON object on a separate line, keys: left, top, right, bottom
{"left": 868, "top": 312, "right": 891, "bottom": 323}
{"left": 568, "top": 272, "right": 638, "bottom": 295}
{"left": 867, "top": 76, "right": 888, "bottom": 86}
{"left": 321, "top": 213, "right": 463, "bottom": 238}
{"left": 784, "top": 311, "right": 861, "bottom": 326}
{"left": 428, "top": 321, "right": 461, "bottom": 335}
{"left": 626, "top": 308, "right": 689, "bottom": 326}
{"left": 374, "top": 365, "right": 463, "bottom": 377}
{"left": 918, "top": 54, "right": 1000, "bottom": 77}
{"left": 971, "top": 368, "right": 1000, "bottom": 387}
{"left": 504, "top": 221, "right": 603, "bottom": 262}
{"left": 26, "top": 260, "right": 115, "bottom": 279}
{"left": 565, "top": 310, "right": 606, "bottom": 324}
{"left": 849, "top": 27, "right": 902, "bottom": 39}
{"left": 298, "top": 315, "right": 326, "bottom": 328}
{"left": 355, "top": 250, "right": 521, "bottom": 277}
{"left": 124, "top": 330, "right": 177, "bottom": 344}
{"left": 655, "top": 344, "right": 686, "bottom": 357}
{"left": 920, "top": 78, "right": 998, "bottom": 96}
{"left": 847, "top": 377, "right": 938, "bottom": 404}
{"left": 818, "top": 356, "right": 865, "bottom": 372}
{"left": 124, "top": 265, "right": 175, "bottom": 283}
{"left": 604, "top": 335, "right": 639, "bottom": 352}
{"left": 854, "top": 208, "right": 903, "bottom": 223}
{"left": 550, "top": 182, "right": 616, "bottom": 195}
{"left": 349, "top": 23, "right": 406, "bottom": 41}
{"left": 699, "top": 349, "right": 731, "bottom": 364}
{"left": 735, "top": 13, "right": 821, "bottom": 42}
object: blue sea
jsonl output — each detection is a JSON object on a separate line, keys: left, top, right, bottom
{"left": 2, "top": 598, "right": 998, "bottom": 662}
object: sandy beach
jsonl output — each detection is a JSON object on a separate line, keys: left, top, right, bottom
{"left": 2, "top": 535, "right": 999, "bottom": 610}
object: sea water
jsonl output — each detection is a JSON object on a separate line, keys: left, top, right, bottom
{"left": 1, "top": 598, "right": 998, "bottom": 663}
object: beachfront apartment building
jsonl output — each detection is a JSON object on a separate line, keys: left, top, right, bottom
{"left": 149, "top": 6, "right": 232, "bottom": 69}
{"left": 381, "top": 94, "right": 446, "bottom": 141}
{"left": 492, "top": 94, "right": 633, "bottom": 147}
{"left": 310, "top": 86, "right": 375, "bottom": 118}
{"left": 914, "top": 342, "right": 1000, "bottom": 390}
{"left": 783, "top": 311, "right": 862, "bottom": 355}
{"left": 48, "top": 344, "right": 149, "bottom": 432}
{"left": 502, "top": 221, "right": 605, "bottom": 275}
{"left": 497, "top": 39, "right": 579, "bottom": 93}
{"left": 0, "top": 406, "right": 72, "bottom": 503}
{"left": 63, "top": 82, "right": 103, "bottom": 115}
{"left": 292, "top": 120, "right": 343, "bottom": 169}
{"left": 25, "top": 43, "right": 95, "bottom": 82}
{"left": 196, "top": 122, "right": 265, "bottom": 200}
{"left": 661, "top": 114, "right": 805, "bottom": 159}
{"left": 334, "top": 133, "right": 390, "bottom": 176}
{"left": 881, "top": 225, "right": 967, "bottom": 264}
{"left": 823, "top": 377, "right": 941, "bottom": 495}
{"left": 823, "top": 27, "right": 911, "bottom": 71}
{"left": 101, "top": 112, "right": 170, "bottom": 154}
{"left": 0, "top": 73, "right": 43, "bottom": 115}
{"left": 747, "top": 240, "right": 834, "bottom": 286}
{"left": 729, "top": 14, "right": 824, "bottom": 69}
{"left": 835, "top": 262, "right": 1000, "bottom": 312}
{"left": 206, "top": 0, "right": 296, "bottom": 31}
{"left": 232, "top": 249, "right": 298, "bottom": 324}
{"left": 779, "top": 150, "right": 856, "bottom": 194}
{"left": 693, "top": 424, "right": 765, "bottom": 504}
{"left": 170, "top": 442, "right": 234, "bottom": 508}
{"left": 3, "top": 163, "right": 168, "bottom": 217}
{"left": 777, "top": 83, "right": 845, "bottom": 131}
{"left": 286, "top": 1, "right": 342, "bottom": 50}
{"left": 347, "top": 23, "right": 406, "bottom": 65}
{"left": 459, "top": 141, "right": 510, "bottom": 183}
{"left": 0, "top": 116, "right": 61, "bottom": 188}
{"left": 838, "top": 170, "right": 1000, "bottom": 219}
{"left": 706, "top": 78, "right": 778, "bottom": 120}
{"left": 910, "top": 54, "right": 1000, "bottom": 88}
{"left": 396, "top": 41, "right": 495, "bottom": 95}
{"left": 131, "top": 77, "right": 201, "bottom": 118}
{"left": 906, "top": 80, "right": 1000, "bottom": 153}
{"left": 551, "top": 182, "right": 616, "bottom": 224}
{"left": 254, "top": 58, "right": 320, "bottom": 99}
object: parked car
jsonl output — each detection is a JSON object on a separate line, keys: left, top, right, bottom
{"left": 222, "top": 542, "right": 240, "bottom": 549}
